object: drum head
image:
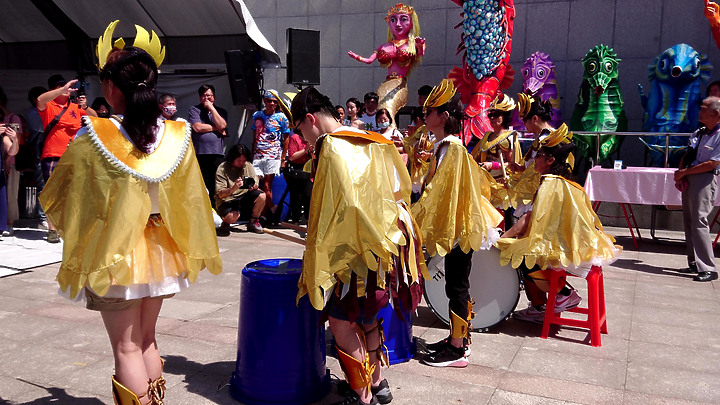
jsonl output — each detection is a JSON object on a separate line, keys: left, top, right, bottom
{"left": 424, "top": 248, "right": 520, "bottom": 332}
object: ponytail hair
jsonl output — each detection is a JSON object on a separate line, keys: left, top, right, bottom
{"left": 100, "top": 46, "right": 162, "bottom": 153}
{"left": 524, "top": 96, "right": 553, "bottom": 123}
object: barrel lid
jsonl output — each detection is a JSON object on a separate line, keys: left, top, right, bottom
{"left": 243, "top": 259, "right": 302, "bottom": 275}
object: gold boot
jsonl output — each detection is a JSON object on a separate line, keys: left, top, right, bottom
{"left": 335, "top": 327, "right": 376, "bottom": 393}
{"left": 112, "top": 376, "right": 145, "bottom": 405}
{"left": 449, "top": 309, "right": 469, "bottom": 341}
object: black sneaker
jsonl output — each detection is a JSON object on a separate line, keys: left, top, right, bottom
{"left": 372, "top": 379, "right": 393, "bottom": 404}
{"left": 334, "top": 392, "right": 378, "bottom": 405}
{"left": 337, "top": 379, "right": 392, "bottom": 404}
{"left": 216, "top": 222, "right": 231, "bottom": 237}
{"left": 421, "top": 344, "right": 468, "bottom": 368}
{"left": 425, "top": 337, "right": 471, "bottom": 357}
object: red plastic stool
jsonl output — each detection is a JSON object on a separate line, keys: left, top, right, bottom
{"left": 541, "top": 266, "right": 607, "bottom": 347}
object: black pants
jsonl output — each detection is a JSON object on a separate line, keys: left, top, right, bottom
{"left": 196, "top": 154, "right": 224, "bottom": 207}
{"left": 444, "top": 245, "right": 473, "bottom": 319}
{"left": 285, "top": 167, "right": 312, "bottom": 221}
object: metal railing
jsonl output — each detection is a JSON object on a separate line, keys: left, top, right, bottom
{"left": 515, "top": 131, "right": 693, "bottom": 168}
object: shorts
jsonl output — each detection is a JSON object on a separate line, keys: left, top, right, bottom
{"left": 217, "top": 188, "right": 264, "bottom": 217}
{"left": 326, "top": 295, "right": 380, "bottom": 325}
{"left": 85, "top": 288, "right": 174, "bottom": 312}
{"left": 253, "top": 157, "right": 281, "bottom": 177}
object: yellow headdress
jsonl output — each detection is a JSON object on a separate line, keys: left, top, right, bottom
{"left": 540, "top": 123, "right": 572, "bottom": 147}
{"left": 385, "top": 3, "right": 414, "bottom": 22}
{"left": 271, "top": 90, "right": 298, "bottom": 128}
{"left": 489, "top": 93, "right": 516, "bottom": 112}
{"left": 516, "top": 93, "right": 533, "bottom": 119}
{"left": 423, "top": 79, "right": 457, "bottom": 114}
{"left": 97, "top": 20, "right": 165, "bottom": 70}
{"left": 540, "top": 123, "right": 575, "bottom": 168}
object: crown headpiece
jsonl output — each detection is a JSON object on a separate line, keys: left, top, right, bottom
{"left": 540, "top": 123, "right": 573, "bottom": 147}
{"left": 423, "top": 79, "right": 457, "bottom": 114}
{"left": 385, "top": 3, "right": 414, "bottom": 22}
{"left": 516, "top": 93, "right": 534, "bottom": 119}
{"left": 97, "top": 20, "right": 165, "bottom": 70}
{"left": 271, "top": 90, "right": 297, "bottom": 128}
{"left": 489, "top": 93, "right": 516, "bottom": 112}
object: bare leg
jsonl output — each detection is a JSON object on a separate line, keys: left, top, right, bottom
{"left": 253, "top": 192, "right": 267, "bottom": 219}
{"left": 360, "top": 321, "right": 382, "bottom": 386}
{"left": 101, "top": 305, "right": 150, "bottom": 404}
{"left": 140, "top": 297, "right": 164, "bottom": 380}
{"left": 262, "top": 174, "right": 275, "bottom": 212}
{"left": 329, "top": 316, "right": 372, "bottom": 403}
{"left": 223, "top": 211, "right": 240, "bottom": 224}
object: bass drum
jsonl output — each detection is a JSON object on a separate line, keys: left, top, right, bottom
{"left": 424, "top": 248, "right": 520, "bottom": 332}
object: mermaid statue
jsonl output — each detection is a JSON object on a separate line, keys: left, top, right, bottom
{"left": 348, "top": 3, "right": 425, "bottom": 122}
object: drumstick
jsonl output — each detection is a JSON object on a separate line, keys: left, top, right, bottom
{"left": 498, "top": 152, "right": 508, "bottom": 181}
{"left": 263, "top": 229, "right": 306, "bottom": 246}
{"left": 281, "top": 222, "right": 308, "bottom": 233}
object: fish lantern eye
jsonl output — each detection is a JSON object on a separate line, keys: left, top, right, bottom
{"left": 587, "top": 61, "right": 597, "bottom": 73}
{"left": 537, "top": 68, "right": 546, "bottom": 78}
{"left": 659, "top": 59, "right": 668, "bottom": 72}
{"left": 522, "top": 68, "right": 530, "bottom": 77}
{"left": 604, "top": 61, "right": 613, "bottom": 72}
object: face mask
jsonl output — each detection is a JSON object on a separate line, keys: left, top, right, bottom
{"left": 163, "top": 106, "right": 177, "bottom": 116}
{"left": 377, "top": 121, "right": 390, "bottom": 129}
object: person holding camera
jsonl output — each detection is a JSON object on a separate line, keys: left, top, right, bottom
{"left": 0, "top": 120, "right": 19, "bottom": 239}
{"left": 36, "top": 74, "right": 96, "bottom": 243}
{"left": 215, "top": 143, "right": 266, "bottom": 236}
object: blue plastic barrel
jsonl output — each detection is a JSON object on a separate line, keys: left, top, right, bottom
{"left": 271, "top": 174, "right": 290, "bottom": 222}
{"left": 377, "top": 302, "right": 416, "bottom": 365}
{"left": 231, "top": 259, "right": 330, "bottom": 404}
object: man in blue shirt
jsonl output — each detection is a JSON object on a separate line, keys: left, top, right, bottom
{"left": 675, "top": 97, "right": 720, "bottom": 282}
{"left": 188, "top": 84, "right": 228, "bottom": 206}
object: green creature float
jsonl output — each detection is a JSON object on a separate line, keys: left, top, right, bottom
{"left": 571, "top": 45, "right": 627, "bottom": 167}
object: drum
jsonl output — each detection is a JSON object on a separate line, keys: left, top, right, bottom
{"left": 424, "top": 248, "right": 520, "bottom": 332}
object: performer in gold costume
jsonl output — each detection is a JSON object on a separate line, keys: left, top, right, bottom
{"left": 39, "top": 21, "right": 221, "bottom": 404}
{"left": 403, "top": 107, "right": 433, "bottom": 202}
{"left": 348, "top": 3, "right": 425, "bottom": 122}
{"left": 291, "top": 87, "right": 425, "bottom": 405}
{"left": 471, "top": 94, "right": 523, "bottom": 214}
{"left": 497, "top": 140, "right": 620, "bottom": 324}
{"left": 411, "top": 79, "right": 503, "bottom": 368}
{"left": 508, "top": 94, "right": 573, "bottom": 221}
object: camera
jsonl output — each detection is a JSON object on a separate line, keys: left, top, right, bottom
{"left": 240, "top": 176, "right": 255, "bottom": 189}
{"left": 2, "top": 123, "right": 20, "bottom": 133}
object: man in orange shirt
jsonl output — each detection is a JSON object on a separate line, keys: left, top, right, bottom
{"left": 36, "top": 74, "right": 96, "bottom": 243}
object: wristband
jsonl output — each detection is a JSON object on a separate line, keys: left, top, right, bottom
{"left": 491, "top": 161, "right": 501, "bottom": 170}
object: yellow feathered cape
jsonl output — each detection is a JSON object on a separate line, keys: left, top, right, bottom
{"left": 411, "top": 136, "right": 503, "bottom": 256}
{"left": 39, "top": 117, "right": 222, "bottom": 299}
{"left": 298, "top": 130, "right": 426, "bottom": 310}
{"left": 495, "top": 175, "right": 621, "bottom": 277}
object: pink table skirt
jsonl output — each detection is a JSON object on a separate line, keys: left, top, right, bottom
{"left": 584, "top": 166, "right": 720, "bottom": 206}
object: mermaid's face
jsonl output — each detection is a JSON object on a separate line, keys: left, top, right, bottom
{"left": 388, "top": 13, "right": 412, "bottom": 39}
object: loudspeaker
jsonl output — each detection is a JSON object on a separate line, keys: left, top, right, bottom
{"left": 286, "top": 28, "right": 320, "bottom": 85}
{"left": 224, "top": 50, "right": 262, "bottom": 105}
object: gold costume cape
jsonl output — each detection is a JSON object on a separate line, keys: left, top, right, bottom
{"left": 411, "top": 136, "right": 503, "bottom": 257}
{"left": 507, "top": 162, "right": 541, "bottom": 209}
{"left": 496, "top": 175, "right": 621, "bottom": 278}
{"left": 403, "top": 125, "right": 433, "bottom": 188}
{"left": 298, "top": 130, "right": 426, "bottom": 311}
{"left": 472, "top": 130, "right": 524, "bottom": 208}
{"left": 39, "top": 117, "right": 222, "bottom": 299}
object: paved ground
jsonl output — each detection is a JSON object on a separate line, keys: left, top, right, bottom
{"left": 0, "top": 223, "right": 719, "bottom": 404}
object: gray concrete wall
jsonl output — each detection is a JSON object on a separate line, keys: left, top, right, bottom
{"left": 245, "top": 0, "right": 720, "bottom": 133}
